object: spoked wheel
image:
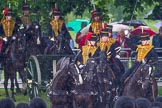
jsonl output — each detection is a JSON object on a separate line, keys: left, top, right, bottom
{"left": 26, "top": 55, "right": 41, "bottom": 101}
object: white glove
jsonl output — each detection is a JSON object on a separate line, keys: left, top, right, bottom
{"left": 3, "top": 37, "right": 7, "bottom": 42}
{"left": 142, "top": 59, "right": 146, "bottom": 64}
{"left": 115, "top": 55, "right": 120, "bottom": 59}
{"left": 12, "top": 36, "right": 16, "bottom": 40}
{"left": 79, "top": 64, "right": 84, "bottom": 69}
{"left": 19, "top": 24, "right": 24, "bottom": 30}
{"left": 50, "top": 37, "right": 54, "bottom": 41}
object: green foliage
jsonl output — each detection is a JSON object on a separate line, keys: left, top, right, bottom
{"left": 0, "top": 0, "right": 162, "bottom": 32}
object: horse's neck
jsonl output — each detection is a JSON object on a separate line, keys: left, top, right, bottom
{"left": 52, "top": 73, "right": 68, "bottom": 90}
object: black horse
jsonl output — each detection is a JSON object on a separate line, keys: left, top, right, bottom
{"left": 44, "top": 31, "right": 73, "bottom": 55}
{"left": 71, "top": 58, "right": 98, "bottom": 108}
{"left": 122, "top": 64, "right": 158, "bottom": 101}
{"left": 95, "top": 51, "right": 116, "bottom": 108}
{"left": 48, "top": 57, "right": 77, "bottom": 108}
{"left": 3, "top": 30, "right": 26, "bottom": 101}
{"left": 25, "top": 21, "right": 42, "bottom": 59}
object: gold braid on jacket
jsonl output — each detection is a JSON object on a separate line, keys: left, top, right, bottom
{"left": 136, "top": 44, "right": 153, "bottom": 62}
{"left": 21, "top": 16, "right": 32, "bottom": 26}
{"left": 2, "top": 20, "right": 15, "bottom": 37}
{"left": 91, "top": 21, "right": 102, "bottom": 35}
{"left": 50, "top": 19, "right": 64, "bottom": 37}
{"left": 97, "top": 38, "right": 116, "bottom": 52}
{"left": 81, "top": 45, "right": 97, "bottom": 65}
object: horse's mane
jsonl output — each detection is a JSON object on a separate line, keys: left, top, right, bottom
{"left": 51, "top": 57, "right": 70, "bottom": 89}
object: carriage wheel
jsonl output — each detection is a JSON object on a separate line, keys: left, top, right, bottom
{"left": 26, "top": 55, "right": 41, "bottom": 101}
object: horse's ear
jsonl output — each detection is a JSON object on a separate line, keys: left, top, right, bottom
{"left": 88, "top": 53, "right": 92, "bottom": 58}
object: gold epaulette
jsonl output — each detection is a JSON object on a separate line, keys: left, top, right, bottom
{"left": 109, "top": 38, "right": 116, "bottom": 43}
{"left": 21, "top": 16, "right": 32, "bottom": 26}
{"left": 136, "top": 44, "right": 154, "bottom": 62}
{"left": 91, "top": 21, "right": 102, "bottom": 35}
{"left": 2, "top": 20, "right": 15, "bottom": 37}
{"left": 82, "top": 45, "right": 97, "bottom": 64}
{"left": 50, "top": 19, "right": 64, "bottom": 37}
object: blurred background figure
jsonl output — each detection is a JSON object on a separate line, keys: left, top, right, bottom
{"left": 152, "top": 26, "right": 162, "bottom": 56}
{"left": 116, "top": 29, "right": 131, "bottom": 57}
{"left": 29, "top": 97, "right": 47, "bottom": 108}
{"left": 135, "top": 97, "right": 151, "bottom": 108}
{"left": 114, "top": 96, "right": 136, "bottom": 108}
{"left": 16, "top": 103, "right": 29, "bottom": 108}
{"left": 0, "top": 98, "right": 15, "bottom": 108}
{"left": 75, "top": 22, "right": 87, "bottom": 48}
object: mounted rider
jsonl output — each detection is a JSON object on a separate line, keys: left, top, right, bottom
{"left": 20, "top": 1, "right": 32, "bottom": 29}
{"left": 0, "top": 8, "right": 18, "bottom": 58}
{"left": 46, "top": 5, "right": 73, "bottom": 54}
{"left": 76, "top": 33, "right": 98, "bottom": 68}
{"left": 96, "top": 25, "right": 125, "bottom": 84}
{"left": 120, "top": 33, "right": 158, "bottom": 95}
{"left": 89, "top": 9, "right": 106, "bottom": 41}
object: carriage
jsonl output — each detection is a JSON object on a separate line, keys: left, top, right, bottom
{"left": 26, "top": 54, "right": 74, "bottom": 100}
{"left": 25, "top": 47, "right": 162, "bottom": 102}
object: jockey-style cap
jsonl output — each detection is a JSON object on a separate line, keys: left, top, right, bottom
{"left": 100, "top": 29, "right": 109, "bottom": 37}
{"left": 3, "top": 8, "right": 12, "bottom": 16}
{"left": 105, "top": 25, "right": 113, "bottom": 33}
{"left": 52, "top": 8, "right": 61, "bottom": 16}
{"left": 140, "top": 33, "right": 150, "bottom": 40}
{"left": 89, "top": 34, "right": 97, "bottom": 41}
{"left": 91, "top": 10, "right": 101, "bottom": 18}
{"left": 22, "top": 3, "right": 30, "bottom": 11}
{"left": 86, "top": 32, "right": 97, "bottom": 41}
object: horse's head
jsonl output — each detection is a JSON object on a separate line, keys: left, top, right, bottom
{"left": 26, "top": 21, "right": 41, "bottom": 41}
{"left": 136, "top": 64, "right": 152, "bottom": 89}
{"left": 31, "top": 21, "right": 41, "bottom": 33}
{"left": 126, "top": 64, "right": 153, "bottom": 93}
{"left": 69, "top": 63, "right": 83, "bottom": 85}
{"left": 84, "top": 58, "right": 98, "bottom": 82}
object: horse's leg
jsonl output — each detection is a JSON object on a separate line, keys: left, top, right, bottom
{"left": 4, "top": 74, "right": 9, "bottom": 97}
{"left": 86, "top": 96, "right": 93, "bottom": 108}
{"left": 18, "top": 68, "right": 27, "bottom": 94}
{"left": 15, "top": 72, "right": 21, "bottom": 94}
{"left": 72, "top": 95, "right": 77, "bottom": 108}
{"left": 10, "top": 77, "right": 16, "bottom": 101}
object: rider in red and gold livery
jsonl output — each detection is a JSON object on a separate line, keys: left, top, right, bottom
{"left": 89, "top": 10, "right": 106, "bottom": 40}
{"left": 46, "top": 6, "right": 73, "bottom": 54}
{"left": 20, "top": 2, "right": 32, "bottom": 29}
{"left": 0, "top": 8, "right": 17, "bottom": 57}
{"left": 76, "top": 33, "right": 98, "bottom": 68}
{"left": 120, "top": 33, "right": 158, "bottom": 95}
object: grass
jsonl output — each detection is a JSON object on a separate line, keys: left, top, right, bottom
{"left": 0, "top": 87, "right": 161, "bottom": 108}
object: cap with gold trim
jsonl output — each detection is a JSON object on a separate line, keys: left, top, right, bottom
{"left": 3, "top": 8, "right": 12, "bottom": 16}
{"left": 91, "top": 10, "right": 101, "bottom": 18}
{"left": 140, "top": 33, "right": 150, "bottom": 40}
{"left": 100, "top": 29, "right": 108, "bottom": 37}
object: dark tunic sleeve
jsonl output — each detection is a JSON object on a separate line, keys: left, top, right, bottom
{"left": 0, "top": 23, "right": 4, "bottom": 37}
{"left": 48, "top": 23, "right": 53, "bottom": 38}
{"left": 89, "top": 25, "right": 92, "bottom": 33}
{"left": 61, "top": 23, "right": 71, "bottom": 40}
{"left": 145, "top": 48, "right": 158, "bottom": 65}
{"left": 13, "top": 22, "right": 19, "bottom": 36}
{"left": 152, "top": 34, "right": 160, "bottom": 48}
{"left": 110, "top": 42, "right": 118, "bottom": 58}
